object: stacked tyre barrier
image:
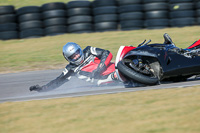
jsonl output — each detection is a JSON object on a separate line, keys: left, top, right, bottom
{"left": 169, "top": 0, "right": 196, "bottom": 27}
{"left": 144, "top": 0, "right": 169, "bottom": 29}
{"left": 17, "top": 6, "right": 44, "bottom": 39}
{"left": 93, "top": 0, "right": 118, "bottom": 32}
{"left": 118, "top": 0, "right": 144, "bottom": 30}
{"left": 0, "top": 0, "right": 200, "bottom": 41}
{"left": 0, "top": 6, "right": 18, "bottom": 40}
{"left": 41, "top": 2, "right": 67, "bottom": 36}
{"left": 197, "top": 0, "right": 200, "bottom": 25}
{"left": 66, "top": 1, "right": 93, "bottom": 33}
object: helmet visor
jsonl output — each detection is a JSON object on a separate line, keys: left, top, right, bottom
{"left": 68, "top": 49, "right": 82, "bottom": 62}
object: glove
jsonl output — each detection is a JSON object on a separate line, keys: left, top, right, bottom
{"left": 29, "top": 85, "right": 43, "bottom": 92}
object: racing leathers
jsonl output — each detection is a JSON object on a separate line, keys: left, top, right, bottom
{"left": 30, "top": 46, "right": 116, "bottom": 91}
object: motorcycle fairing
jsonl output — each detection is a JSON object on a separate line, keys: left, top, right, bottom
{"left": 115, "top": 46, "right": 136, "bottom": 82}
{"left": 188, "top": 39, "right": 200, "bottom": 49}
{"left": 123, "top": 44, "right": 200, "bottom": 79}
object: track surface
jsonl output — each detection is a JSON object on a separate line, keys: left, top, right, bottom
{"left": 0, "top": 69, "right": 200, "bottom": 103}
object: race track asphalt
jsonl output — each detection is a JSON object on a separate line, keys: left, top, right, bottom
{"left": 0, "top": 69, "right": 200, "bottom": 103}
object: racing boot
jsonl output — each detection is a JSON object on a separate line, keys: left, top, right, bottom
{"left": 163, "top": 33, "right": 175, "bottom": 45}
{"left": 97, "top": 72, "right": 118, "bottom": 86}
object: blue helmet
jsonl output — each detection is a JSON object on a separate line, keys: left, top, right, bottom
{"left": 63, "top": 42, "right": 84, "bottom": 65}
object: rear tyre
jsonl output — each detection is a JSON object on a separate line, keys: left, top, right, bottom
{"left": 117, "top": 60, "right": 159, "bottom": 85}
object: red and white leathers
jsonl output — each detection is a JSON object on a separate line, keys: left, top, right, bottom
{"left": 42, "top": 46, "right": 117, "bottom": 90}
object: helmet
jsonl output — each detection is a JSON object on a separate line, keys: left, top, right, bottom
{"left": 63, "top": 42, "right": 84, "bottom": 65}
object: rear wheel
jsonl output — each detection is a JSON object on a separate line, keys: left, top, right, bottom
{"left": 117, "top": 58, "right": 160, "bottom": 85}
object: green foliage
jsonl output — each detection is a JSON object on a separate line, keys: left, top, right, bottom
{"left": 0, "top": 0, "right": 93, "bottom": 9}
{"left": 0, "top": 86, "right": 200, "bottom": 133}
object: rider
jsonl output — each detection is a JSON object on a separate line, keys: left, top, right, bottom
{"left": 30, "top": 42, "right": 118, "bottom": 92}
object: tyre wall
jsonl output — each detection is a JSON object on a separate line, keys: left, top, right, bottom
{"left": 0, "top": 0, "right": 199, "bottom": 40}
{"left": 67, "top": 1, "right": 93, "bottom": 33}
{"left": 17, "top": 6, "right": 44, "bottom": 39}
{"left": 169, "top": 0, "right": 196, "bottom": 27}
{"left": 93, "top": 0, "right": 118, "bottom": 32}
{"left": 118, "top": 0, "right": 144, "bottom": 30}
{"left": 0, "top": 6, "right": 18, "bottom": 40}
{"left": 144, "top": 0, "right": 169, "bottom": 29}
{"left": 196, "top": 0, "right": 200, "bottom": 25}
{"left": 41, "top": 2, "right": 67, "bottom": 36}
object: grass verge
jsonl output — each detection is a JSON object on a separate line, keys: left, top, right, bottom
{"left": 0, "top": 85, "right": 200, "bottom": 133}
{"left": 0, "top": 26, "right": 200, "bottom": 73}
{"left": 0, "top": 0, "right": 94, "bottom": 9}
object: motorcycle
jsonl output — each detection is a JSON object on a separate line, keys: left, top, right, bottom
{"left": 115, "top": 33, "right": 200, "bottom": 86}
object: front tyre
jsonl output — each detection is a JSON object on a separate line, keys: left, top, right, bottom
{"left": 117, "top": 60, "right": 159, "bottom": 85}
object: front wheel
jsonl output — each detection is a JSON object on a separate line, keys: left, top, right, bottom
{"left": 117, "top": 60, "right": 159, "bottom": 85}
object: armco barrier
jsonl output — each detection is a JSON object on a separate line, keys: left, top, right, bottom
{"left": 0, "top": 0, "right": 199, "bottom": 40}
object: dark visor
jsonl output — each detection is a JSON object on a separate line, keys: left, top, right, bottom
{"left": 68, "top": 49, "right": 81, "bottom": 62}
